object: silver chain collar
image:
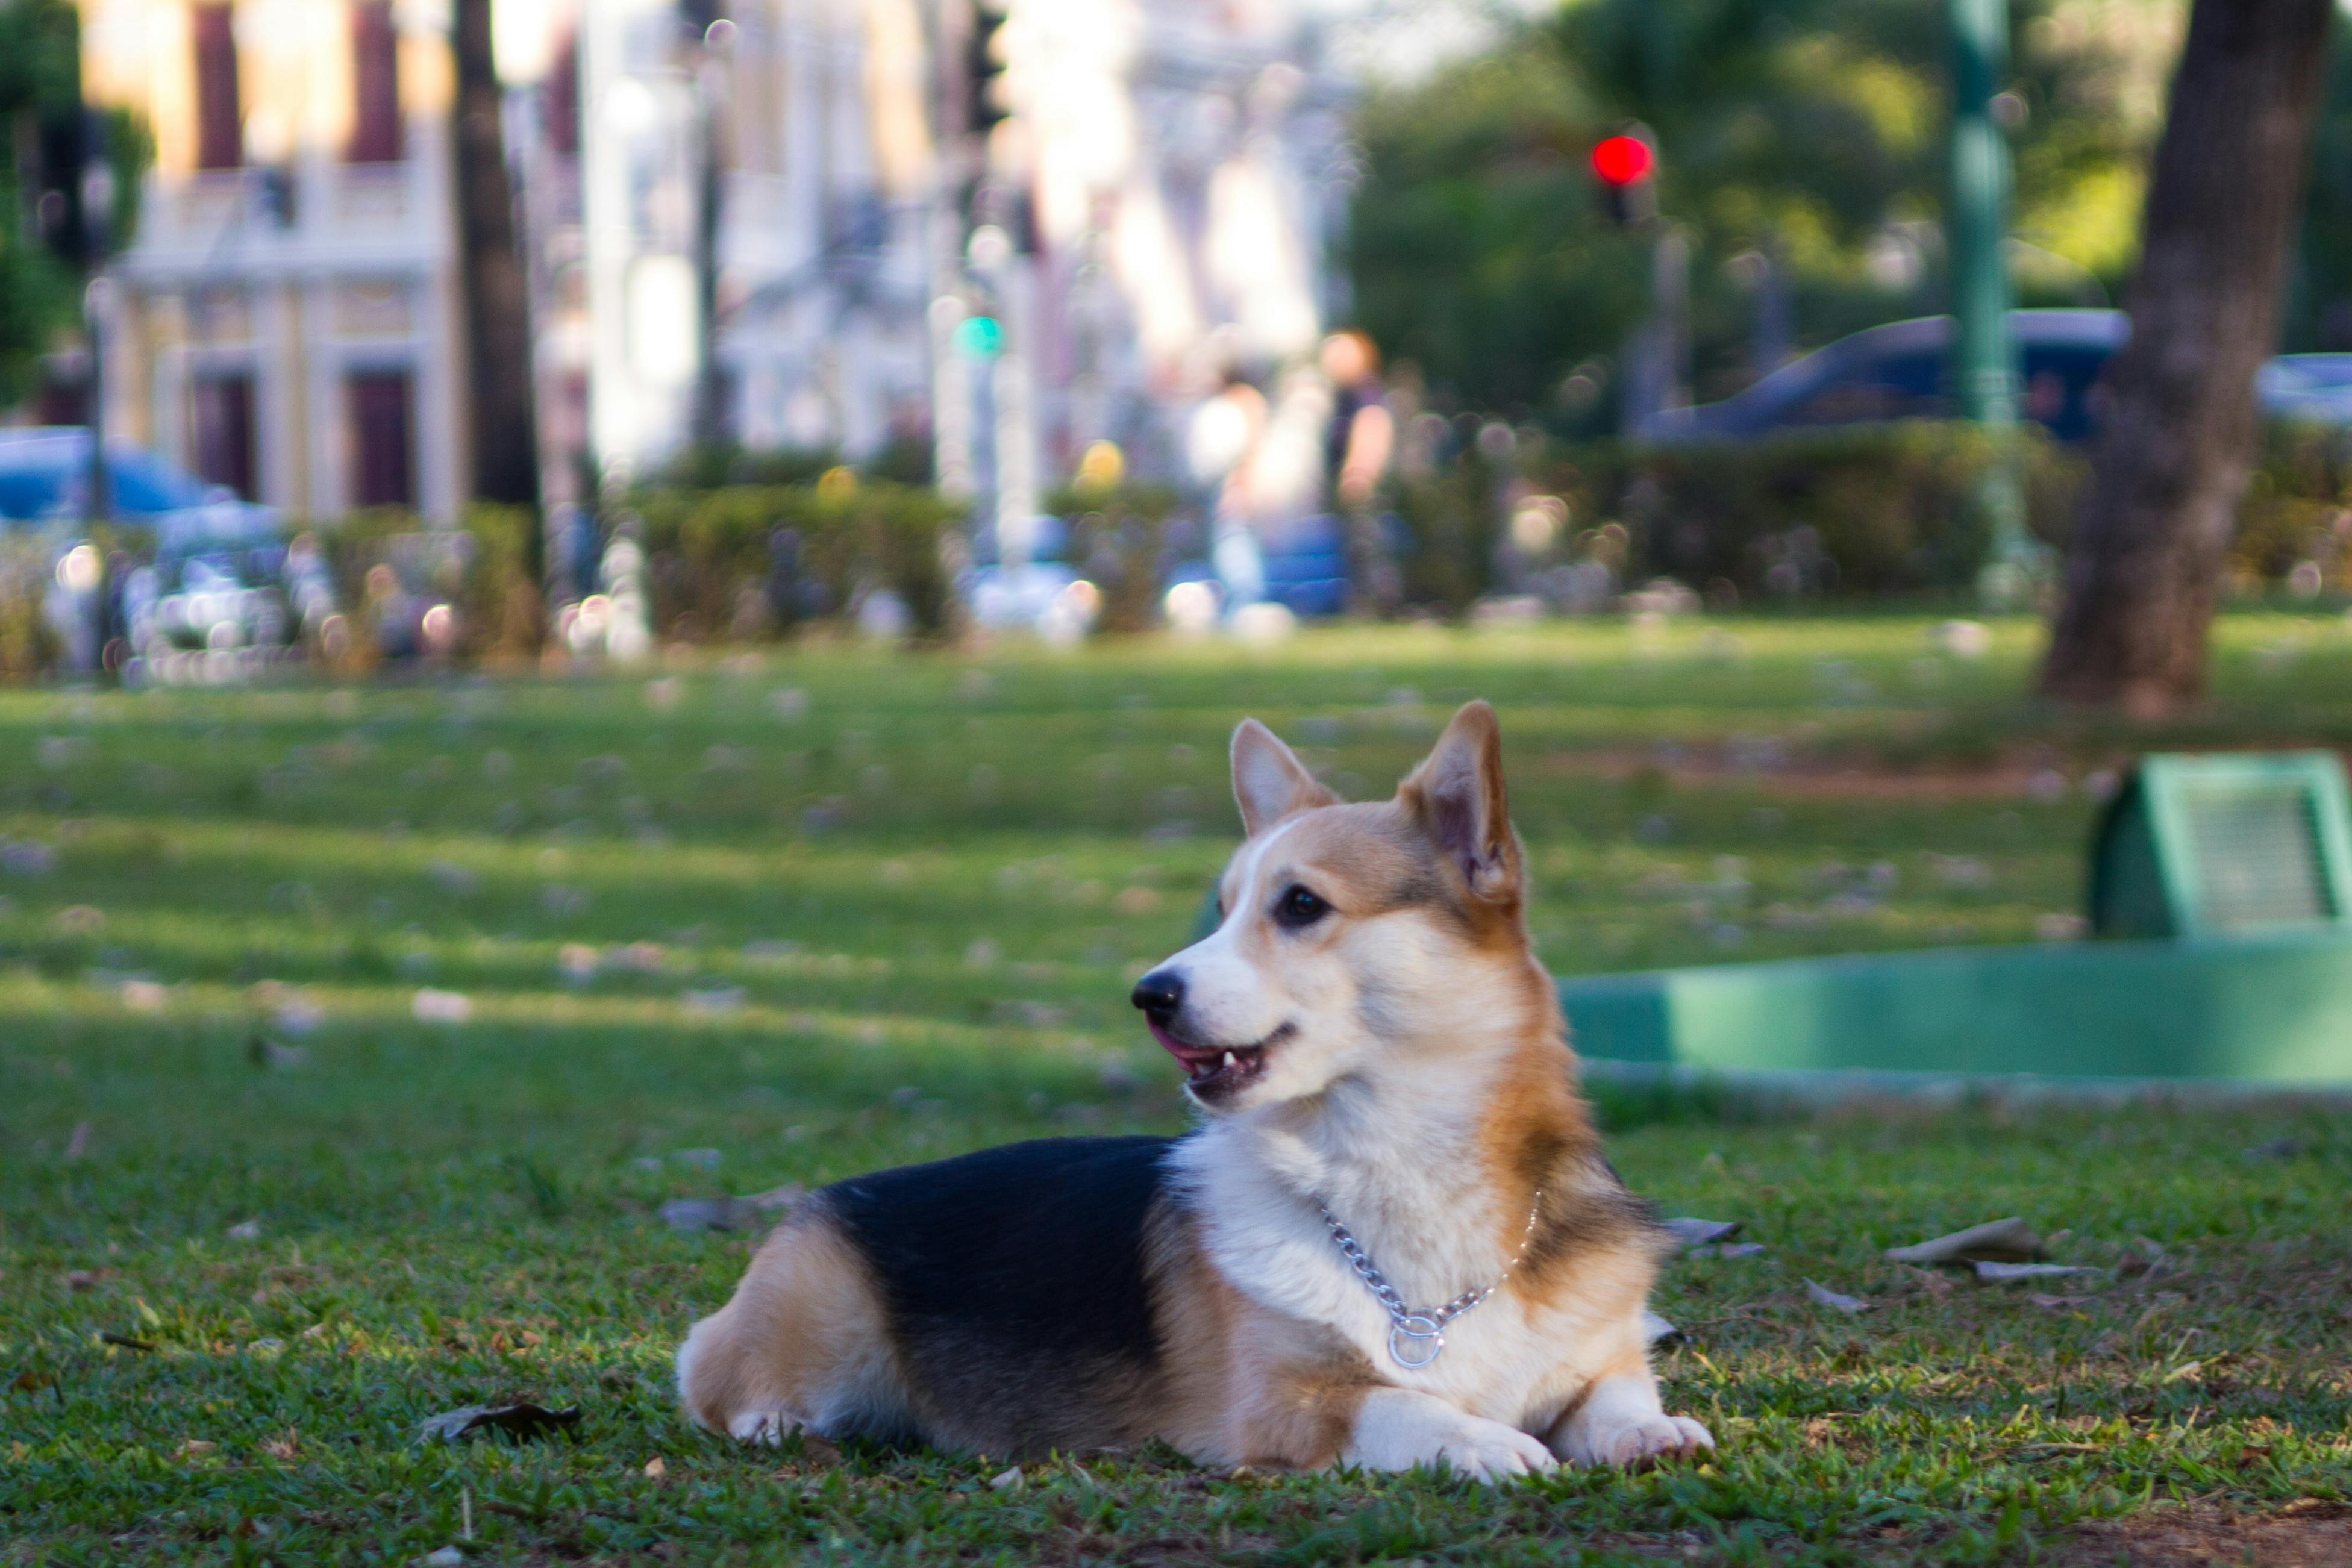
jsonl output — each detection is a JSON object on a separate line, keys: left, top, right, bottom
{"left": 1314, "top": 1190, "right": 1545, "bottom": 1369}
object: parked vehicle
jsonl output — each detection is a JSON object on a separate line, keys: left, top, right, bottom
{"left": 0, "top": 428, "right": 335, "bottom": 672}
{"left": 1641, "top": 310, "right": 2352, "bottom": 443}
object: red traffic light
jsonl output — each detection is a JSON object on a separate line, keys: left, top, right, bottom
{"left": 1590, "top": 135, "right": 1654, "bottom": 187}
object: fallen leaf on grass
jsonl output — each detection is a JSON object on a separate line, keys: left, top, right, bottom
{"left": 98, "top": 1332, "right": 156, "bottom": 1352}
{"left": 1804, "top": 1279, "right": 1871, "bottom": 1314}
{"left": 11, "top": 1367, "right": 51, "bottom": 1392}
{"left": 643, "top": 1455, "right": 666, "bottom": 1478}
{"left": 1884, "top": 1216, "right": 2042, "bottom": 1265}
{"left": 419, "top": 1402, "right": 583, "bottom": 1445}
{"left": 1662, "top": 1218, "right": 1742, "bottom": 1249}
{"left": 263, "top": 1430, "right": 299, "bottom": 1460}
{"left": 1974, "top": 1261, "right": 2099, "bottom": 1283}
{"left": 174, "top": 1439, "right": 215, "bottom": 1458}
{"left": 989, "top": 1466, "right": 1024, "bottom": 1492}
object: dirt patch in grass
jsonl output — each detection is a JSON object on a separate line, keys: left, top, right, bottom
{"left": 2053, "top": 1501, "right": 2352, "bottom": 1566}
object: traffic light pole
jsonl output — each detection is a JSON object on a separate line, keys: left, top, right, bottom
{"left": 1950, "top": 0, "right": 2038, "bottom": 607}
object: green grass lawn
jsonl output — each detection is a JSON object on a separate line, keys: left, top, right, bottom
{"left": 4, "top": 613, "right": 2350, "bottom": 1565}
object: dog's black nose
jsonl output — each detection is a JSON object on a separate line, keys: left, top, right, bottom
{"left": 1131, "top": 970, "right": 1184, "bottom": 1023}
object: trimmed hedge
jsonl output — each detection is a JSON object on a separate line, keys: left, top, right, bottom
{"left": 1382, "top": 420, "right": 2352, "bottom": 612}
{"left": 1516, "top": 423, "right": 2081, "bottom": 604}
{"left": 1045, "top": 481, "right": 1186, "bottom": 633}
{"left": 318, "top": 506, "right": 542, "bottom": 665}
{"left": 631, "top": 481, "right": 965, "bottom": 642}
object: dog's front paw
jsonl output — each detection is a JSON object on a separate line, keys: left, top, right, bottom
{"left": 1578, "top": 1413, "right": 1713, "bottom": 1468}
{"left": 1432, "top": 1418, "right": 1559, "bottom": 1484}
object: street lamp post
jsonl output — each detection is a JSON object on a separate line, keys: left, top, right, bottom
{"left": 1950, "top": 0, "right": 2037, "bottom": 607}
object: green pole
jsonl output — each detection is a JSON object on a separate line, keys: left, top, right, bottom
{"left": 1950, "top": 0, "right": 2036, "bottom": 607}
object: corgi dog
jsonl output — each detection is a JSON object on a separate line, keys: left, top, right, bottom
{"left": 677, "top": 701, "right": 1712, "bottom": 1480}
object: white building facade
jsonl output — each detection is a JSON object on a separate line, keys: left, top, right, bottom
{"left": 80, "top": 0, "right": 469, "bottom": 521}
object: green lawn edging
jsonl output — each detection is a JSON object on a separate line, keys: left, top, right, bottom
{"left": 1560, "top": 929, "right": 2352, "bottom": 1084}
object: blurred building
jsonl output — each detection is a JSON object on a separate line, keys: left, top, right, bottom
{"left": 994, "top": 0, "right": 1353, "bottom": 482}
{"left": 77, "top": 0, "right": 469, "bottom": 520}
{"left": 575, "top": 0, "right": 936, "bottom": 478}
{"left": 72, "top": 0, "right": 1353, "bottom": 520}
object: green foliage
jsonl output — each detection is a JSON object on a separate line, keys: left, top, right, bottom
{"left": 316, "top": 507, "right": 544, "bottom": 664}
{"left": 1392, "top": 444, "right": 1514, "bottom": 614}
{"left": 642, "top": 442, "right": 841, "bottom": 493}
{"left": 1346, "top": 47, "right": 1651, "bottom": 413}
{"left": 1348, "top": 0, "right": 2178, "bottom": 419}
{"left": 632, "top": 481, "right": 966, "bottom": 643}
{"left": 1045, "top": 479, "right": 1184, "bottom": 632}
{"left": 1, "top": 624, "right": 2350, "bottom": 1561}
{"left": 1536, "top": 423, "right": 2081, "bottom": 598}
{"left": 0, "top": 0, "right": 80, "bottom": 407}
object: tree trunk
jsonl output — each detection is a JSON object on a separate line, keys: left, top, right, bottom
{"left": 2039, "top": 0, "right": 2333, "bottom": 715}
{"left": 452, "top": 0, "right": 543, "bottom": 635}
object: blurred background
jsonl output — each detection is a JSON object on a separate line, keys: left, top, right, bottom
{"left": 0, "top": 0, "right": 2333, "bottom": 700}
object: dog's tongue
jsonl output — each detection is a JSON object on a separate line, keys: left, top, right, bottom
{"left": 1149, "top": 1020, "right": 1215, "bottom": 1064}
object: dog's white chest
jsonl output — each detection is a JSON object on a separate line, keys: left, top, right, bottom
{"left": 1178, "top": 1141, "right": 1566, "bottom": 1422}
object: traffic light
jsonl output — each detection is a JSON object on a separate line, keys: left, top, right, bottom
{"left": 1590, "top": 132, "right": 1657, "bottom": 226}
{"left": 966, "top": 0, "right": 1010, "bottom": 136}
{"left": 953, "top": 314, "right": 1003, "bottom": 358}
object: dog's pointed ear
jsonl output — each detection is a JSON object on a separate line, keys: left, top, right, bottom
{"left": 1231, "top": 718, "right": 1337, "bottom": 837}
{"left": 1400, "top": 701, "right": 1520, "bottom": 901}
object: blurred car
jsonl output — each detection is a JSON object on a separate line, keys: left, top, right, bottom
{"left": 0, "top": 428, "right": 336, "bottom": 669}
{"left": 1640, "top": 310, "right": 2352, "bottom": 443}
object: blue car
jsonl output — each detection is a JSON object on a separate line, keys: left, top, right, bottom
{"left": 1640, "top": 310, "right": 2352, "bottom": 443}
{"left": 0, "top": 428, "right": 335, "bottom": 664}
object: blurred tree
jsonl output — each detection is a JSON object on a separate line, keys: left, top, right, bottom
{"left": 2286, "top": 43, "right": 2352, "bottom": 347}
{"left": 454, "top": 0, "right": 542, "bottom": 636}
{"left": 1345, "top": 0, "right": 2179, "bottom": 423}
{"left": 0, "top": 0, "right": 146, "bottom": 408}
{"left": 2042, "top": 0, "right": 2335, "bottom": 714}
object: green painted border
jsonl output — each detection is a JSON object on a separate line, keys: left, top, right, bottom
{"left": 1559, "top": 928, "right": 2352, "bottom": 1085}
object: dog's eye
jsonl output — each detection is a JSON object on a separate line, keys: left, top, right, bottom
{"left": 1274, "top": 885, "right": 1329, "bottom": 928}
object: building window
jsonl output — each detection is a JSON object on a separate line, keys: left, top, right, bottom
{"left": 347, "top": 369, "right": 415, "bottom": 508}
{"left": 348, "top": 1, "right": 401, "bottom": 163}
{"left": 191, "top": 373, "right": 257, "bottom": 500}
{"left": 193, "top": 5, "right": 242, "bottom": 171}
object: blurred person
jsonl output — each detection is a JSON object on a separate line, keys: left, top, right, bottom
{"left": 1321, "top": 330, "right": 1400, "bottom": 611}
{"left": 1188, "top": 369, "right": 1271, "bottom": 608}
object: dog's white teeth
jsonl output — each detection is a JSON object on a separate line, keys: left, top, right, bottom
{"left": 1222, "top": 1051, "right": 1236, "bottom": 1069}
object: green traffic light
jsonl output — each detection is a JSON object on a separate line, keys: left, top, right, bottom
{"left": 954, "top": 316, "right": 1004, "bottom": 358}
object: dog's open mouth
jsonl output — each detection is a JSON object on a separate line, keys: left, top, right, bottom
{"left": 1148, "top": 1022, "right": 1292, "bottom": 1100}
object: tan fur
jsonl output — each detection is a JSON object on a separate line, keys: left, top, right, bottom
{"left": 677, "top": 1204, "right": 909, "bottom": 1443}
{"left": 1146, "top": 1200, "right": 1381, "bottom": 1469}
